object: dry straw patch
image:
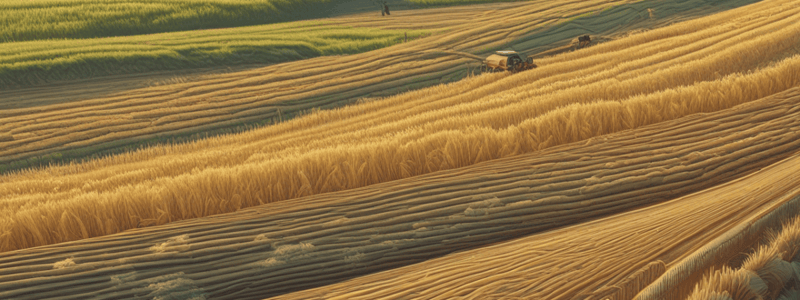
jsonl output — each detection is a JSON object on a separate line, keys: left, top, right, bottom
{"left": 1, "top": 0, "right": 799, "bottom": 253}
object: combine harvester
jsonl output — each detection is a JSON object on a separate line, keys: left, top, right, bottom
{"left": 477, "top": 35, "right": 592, "bottom": 73}
{"left": 418, "top": 48, "right": 538, "bottom": 74}
{"left": 480, "top": 50, "right": 538, "bottom": 73}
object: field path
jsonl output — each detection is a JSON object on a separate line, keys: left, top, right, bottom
{"left": 2, "top": 85, "right": 800, "bottom": 300}
{"left": 0, "top": 0, "right": 759, "bottom": 169}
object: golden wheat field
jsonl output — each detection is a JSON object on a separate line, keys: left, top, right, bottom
{"left": 0, "top": 0, "right": 761, "bottom": 169}
{"left": 5, "top": 78, "right": 800, "bottom": 299}
{"left": 6, "top": 84, "right": 800, "bottom": 299}
{"left": 268, "top": 88, "right": 800, "bottom": 299}
{"left": 4, "top": 0, "right": 800, "bottom": 298}
{"left": 3, "top": 0, "right": 797, "bottom": 250}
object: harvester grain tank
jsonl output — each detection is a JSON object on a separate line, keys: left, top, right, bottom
{"left": 481, "top": 50, "right": 537, "bottom": 73}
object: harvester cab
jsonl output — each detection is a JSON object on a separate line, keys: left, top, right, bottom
{"left": 481, "top": 50, "right": 537, "bottom": 73}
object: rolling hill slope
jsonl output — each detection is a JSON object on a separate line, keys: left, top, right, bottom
{"left": 4, "top": 0, "right": 800, "bottom": 298}
{"left": 3, "top": 76, "right": 800, "bottom": 300}
{"left": 1, "top": 0, "right": 798, "bottom": 254}
{"left": 0, "top": 0, "right": 762, "bottom": 170}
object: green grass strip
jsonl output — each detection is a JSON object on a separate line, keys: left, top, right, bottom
{"left": 0, "top": 21, "right": 429, "bottom": 87}
{"left": 0, "top": 0, "right": 339, "bottom": 43}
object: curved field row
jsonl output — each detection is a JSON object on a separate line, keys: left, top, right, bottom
{"left": 269, "top": 137, "right": 800, "bottom": 300}
{"left": 3, "top": 85, "right": 800, "bottom": 300}
{"left": 1, "top": 0, "right": 798, "bottom": 253}
{"left": 0, "top": 0, "right": 761, "bottom": 170}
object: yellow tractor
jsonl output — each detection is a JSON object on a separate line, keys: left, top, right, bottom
{"left": 481, "top": 50, "right": 537, "bottom": 73}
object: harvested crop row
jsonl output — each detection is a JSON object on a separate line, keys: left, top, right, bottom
{"left": 1, "top": 0, "right": 798, "bottom": 253}
{"left": 634, "top": 178, "right": 800, "bottom": 300}
{"left": 269, "top": 133, "right": 800, "bottom": 300}
{"left": 3, "top": 85, "right": 800, "bottom": 299}
{"left": 685, "top": 215, "right": 800, "bottom": 300}
{"left": 0, "top": 0, "right": 759, "bottom": 168}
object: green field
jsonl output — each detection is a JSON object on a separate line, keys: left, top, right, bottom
{"left": 0, "top": 21, "right": 428, "bottom": 87}
{"left": 0, "top": 0, "right": 336, "bottom": 43}
{"left": 0, "top": 0, "right": 521, "bottom": 87}
{"left": 0, "top": 0, "right": 532, "bottom": 44}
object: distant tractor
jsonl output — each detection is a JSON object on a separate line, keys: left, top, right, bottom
{"left": 481, "top": 50, "right": 537, "bottom": 73}
{"left": 578, "top": 35, "right": 592, "bottom": 48}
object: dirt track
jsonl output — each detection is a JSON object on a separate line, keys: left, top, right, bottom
{"left": 0, "top": 0, "right": 760, "bottom": 170}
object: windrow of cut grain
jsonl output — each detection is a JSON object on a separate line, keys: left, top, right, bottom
{"left": 634, "top": 179, "right": 800, "bottom": 300}
{"left": 685, "top": 215, "right": 800, "bottom": 300}
{"left": 1, "top": 0, "right": 800, "bottom": 253}
{"left": 267, "top": 142, "right": 800, "bottom": 300}
{"left": 5, "top": 87, "right": 800, "bottom": 300}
